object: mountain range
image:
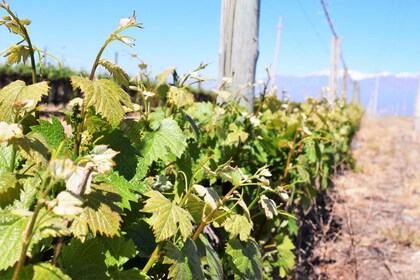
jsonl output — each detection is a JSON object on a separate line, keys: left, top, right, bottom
{"left": 275, "top": 71, "right": 420, "bottom": 116}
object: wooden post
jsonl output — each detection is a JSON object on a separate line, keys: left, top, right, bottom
{"left": 329, "top": 36, "right": 340, "bottom": 102}
{"left": 218, "top": 0, "right": 260, "bottom": 112}
{"left": 414, "top": 76, "right": 420, "bottom": 130}
{"left": 341, "top": 68, "right": 348, "bottom": 102}
{"left": 351, "top": 81, "right": 361, "bottom": 105}
{"left": 270, "top": 17, "right": 282, "bottom": 90}
{"left": 369, "top": 75, "right": 379, "bottom": 115}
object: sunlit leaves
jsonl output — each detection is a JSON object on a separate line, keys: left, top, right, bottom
{"left": 223, "top": 213, "right": 253, "bottom": 241}
{"left": 167, "top": 86, "right": 194, "bottom": 108}
{"left": 140, "top": 118, "right": 187, "bottom": 166}
{"left": 4, "top": 44, "right": 31, "bottom": 64}
{"left": 30, "top": 116, "right": 66, "bottom": 150}
{"left": 0, "top": 213, "right": 28, "bottom": 270}
{"left": 0, "top": 80, "right": 49, "bottom": 122}
{"left": 103, "top": 236, "right": 136, "bottom": 268}
{"left": 70, "top": 77, "right": 133, "bottom": 127}
{"left": 98, "top": 59, "right": 130, "bottom": 86}
{"left": 142, "top": 190, "right": 193, "bottom": 242}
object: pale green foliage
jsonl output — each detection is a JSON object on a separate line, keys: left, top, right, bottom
{"left": 0, "top": 122, "right": 22, "bottom": 142}
{"left": 140, "top": 118, "right": 187, "bottom": 166}
{"left": 30, "top": 116, "right": 66, "bottom": 150}
{"left": 142, "top": 190, "right": 193, "bottom": 242}
{"left": 260, "top": 195, "right": 278, "bottom": 220}
{"left": 11, "top": 133, "right": 49, "bottom": 167}
{"left": 98, "top": 59, "right": 130, "bottom": 86}
{"left": 223, "top": 213, "right": 253, "bottom": 241}
{"left": 4, "top": 44, "right": 31, "bottom": 64}
{"left": 155, "top": 67, "right": 175, "bottom": 86}
{"left": 167, "top": 86, "right": 194, "bottom": 108}
{"left": 0, "top": 80, "right": 49, "bottom": 122}
{"left": 163, "top": 239, "right": 204, "bottom": 280}
{"left": 70, "top": 76, "right": 133, "bottom": 127}
{"left": 275, "top": 235, "right": 296, "bottom": 277}
{"left": 0, "top": 213, "right": 28, "bottom": 270}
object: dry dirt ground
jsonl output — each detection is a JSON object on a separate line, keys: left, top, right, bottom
{"left": 312, "top": 116, "right": 420, "bottom": 279}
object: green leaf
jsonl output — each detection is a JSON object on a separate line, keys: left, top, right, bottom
{"left": 223, "top": 213, "right": 253, "bottom": 241}
{"left": 0, "top": 80, "right": 49, "bottom": 122}
{"left": 163, "top": 239, "right": 204, "bottom": 280}
{"left": 0, "top": 172, "right": 21, "bottom": 207}
{"left": 108, "top": 269, "right": 150, "bottom": 280}
{"left": 0, "top": 144, "right": 13, "bottom": 175}
{"left": 167, "top": 86, "right": 194, "bottom": 108}
{"left": 155, "top": 67, "right": 175, "bottom": 86}
{"left": 103, "top": 236, "right": 136, "bottom": 268}
{"left": 97, "top": 129, "right": 138, "bottom": 180}
{"left": 196, "top": 234, "right": 223, "bottom": 280}
{"left": 98, "top": 59, "right": 130, "bottom": 86}
{"left": 30, "top": 209, "right": 70, "bottom": 248}
{"left": 4, "top": 44, "right": 31, "bottom": 65}
{"left": 11, "top": 134, "right": 49, "bottom": 167}
{"left": 142, "top": 190, "right": 193, "bottom": 242}
{"left": 61, "top": 238, "right": 108, "bottom": 280}
{"left": 70, "top": 77, "right": 133, "bottom": 127}
{"left": 0, "top": 213, "right": 28, "bottom": 270}
{"left": 98, "top": 171, "right": 138, "bottom": 210}
{"left": 30, "top": 116, "right": 66, "bottom": 150}
{"left": 140, "top": 118, "right": 187, "bottom": 166}
{"left": 0, "top": 263, "right": 71, "bottom": 280}
{"left": 260, "top": 195, "right": 278, "bottom": 220}
{"left": 225, "top": 239, "right": 263, "bottom": 280}
{"left": 275, "top": 235, "right": 296, "bottom": 277}
{"left": 193, "top": 184, "right": 221, "bottom": 211}
{"left": 74, "top": 184, "right": 122, "bottom": 237}
{"left": 125, "top": 220, "right": 156, "bottom": 258}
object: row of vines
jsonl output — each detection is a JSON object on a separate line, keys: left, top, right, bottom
{"left": 0, "top": 3, "right": 363, "bottom": 279}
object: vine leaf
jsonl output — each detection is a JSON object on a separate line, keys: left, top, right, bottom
{"left": 275, "top": 235, "right": 296, "bottom": 277}
{"left": 163, "top": 239, "right": 204, "bottom": 280}
{"left": 70, "top": 77, "right": 133, "bottom": 127}
{"left": 0, "top": 80, "right": 49, "bottom": 122}
{"left": 225, "top": 239, "right": 263, "bottom": 279}
{"left": 61, "top": 238, "right": 107, "bottom": 280}
{"left": 196, "top": 234, "right": 223, "bottom": 279}
{"left": 223, "top": 213, "right": 253, "bottom": 241}
{"left": 4, "top": 45, "right": 31, "bottom": 65}
{"left": 155, "top": 67, "right": 175, "bottom": 86}
{"left": 98, "top": 59, "right": 130, "bottom": 86}
{"left": 140, "top": 118, "right": 187, "bottom": 166}
{"left": 0, "top": 213, "right": 28, "bottom": 270}
{"left": 30, "top": 116, "right": 66, "bottom": 150}
{"left": 260, "top": 195, "right": 278, "bottom": 220}
{"left": 0, "top": 144, "right": 13, "bottom": 175}
{"left": 0, "top": 262, "right": 71, "bottom": 280}
{"left": 11, "top": 134, "right": 49, "bottom": 167}
{"left": 75, "top": 184, "right": 123, "bottom": 237}
{"left": 0, "top": 172, "right": 20, "bottom": 207}
{"left": 103, "top": 236, "right": 136, "bottom": 268}
{"left": 141, "top": 190, "right": 193, "bottom": 242}
{"left": 98, "top": 171, "right": 138, "bottom": 210}
{"left": 193, "top": 184, "right": 221, "bottom": 211}
{"left": 167, "top": 86, "right": 194, "bottom": 108}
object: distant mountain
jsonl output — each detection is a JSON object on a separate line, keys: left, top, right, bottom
{"left": 276, "top": 72, "right": 419, "bottom": 116}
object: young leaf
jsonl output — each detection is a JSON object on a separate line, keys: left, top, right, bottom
{"left": 155, "top": 67, "right": 175, "bottom": 86}
{"left": 70, "top": 77, "right": 133, "bottom": 127}
{"left": 0, "top": 144, "right": 13, "bottom": 175}
{"left": 98, "top": 171, "right": 138, "bottom": 210}
{"left": 103, "top": 236, "right": 136, "bottom": 268}
{"left": 0, "top": 213, "right": 28, "bottom": 270}
{"left": 0, "top": 80, "right": 49, "bottom": 122}
{"left": 225, "top": 239, "right": 263, "bottom": 280}
{"left": 140, "top": 118, "right": 187, "bottom": 166}
{"left": 61, "top": 238, "right": 107, "bottom": 280}
{"left": 193, "top": 184, "right": 221, "bottom": 211}
{"left": 98, "top": 59, "right": 130, "bottom": 86}
{"left": 11, "top": 134, "right": 49, "bottom": 167}
{"left": 30, "top": 116, "right": 66, "bottom": 150}
{"left": 4, "top": 44, "right": 31, "bottom": 65}
{"left": 163, "top": 239, "right": 204, "bottom": 280}
{"left": 141, "top": 190, "right": 193, "bottom": 242}
{"left": 76, "top": 184, "right": 123, "bottom": 237}
{"left": 223, "top": 213, "right": 253, "bottom": 241}
{"left": 259, "top": 195, "right": 278, "bottom": 220}
{"left": 167, "top": 86, "right": 194, "bottom": 108}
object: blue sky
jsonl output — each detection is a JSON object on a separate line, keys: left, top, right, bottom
{"left": 1, "top": 0, "right": 419, "bottom": 81}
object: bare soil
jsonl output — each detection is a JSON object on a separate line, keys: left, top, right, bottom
{"left": 308, "top": 116, "right": 420, "bottom": 279}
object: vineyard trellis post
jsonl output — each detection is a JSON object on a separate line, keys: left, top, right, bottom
{"left": 218, "top": 0, "right": 261, "bottom": 112}
{"left": 328, "top": 36, "right": 340, "bottom": 103}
